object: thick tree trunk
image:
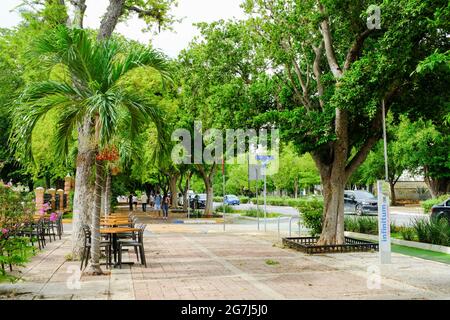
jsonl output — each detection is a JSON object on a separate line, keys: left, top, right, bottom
{"left": 86, "top": 158, "right": 104, "bottom": 275}
{"left": 97, "top": 0, "right": 125, "bottom": 40}
{"left": 71, "top": 117, "right": 95, "bottom": 259}
{"left": 317, "top": 166, "right": 346, "bottom": 245}
{"left": 315, "top": 108, "right": 349, "bottom": 246}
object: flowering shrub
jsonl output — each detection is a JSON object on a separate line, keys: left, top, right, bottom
{"left": 0, "top": 184, "right": 36, "bottom": 282}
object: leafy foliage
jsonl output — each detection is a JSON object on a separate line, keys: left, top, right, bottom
{"left": 298, "top": 199, "right": 324, "bottom": 236}
{"left": 421, "top": 194, "right": 450, "bottom": 213}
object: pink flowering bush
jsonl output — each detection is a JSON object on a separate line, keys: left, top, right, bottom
{"left": 49, "top": 212, "right": 57, "bottom": 222}
{"left": 0, "top": 184, "right": 36, "bottom": 281}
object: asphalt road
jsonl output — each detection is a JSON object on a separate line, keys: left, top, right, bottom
{"left": 214, "top": 202, "right": 428, "bottom": 227}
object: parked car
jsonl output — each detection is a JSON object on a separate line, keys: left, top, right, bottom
{"left": 224, "top": 195, "right": 240, "bottom": 205}
{"left": 431, "top": 198, "right": 450, "bottom": 223}
{"left": 344, "top": 190, "right": 378, "bottom": 216}
{"left": 189, "top": 193, "right": 207, "bottom": 209}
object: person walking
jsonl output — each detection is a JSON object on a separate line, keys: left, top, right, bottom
{"left": 162, "top": 193, "right": 170, "bottom": 220}
{"left": 128, "top": 193, "right": 133, "bottom": 211}
{"left": 141, "top": 192, "right": 148, "bottom": 212}
{"left": 149, "top": 193, "right": 155, "bottom": 209}
{"left": 132, "top": 194, "right": 138, "bottom": 211}
{"left": 155, "top": 192, "right": 162, "bottom": 217}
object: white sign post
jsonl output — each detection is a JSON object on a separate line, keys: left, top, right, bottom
{"left": 377, "top": 180, "right": 391, "bottom": 264}
{"left": 256, "top": 155, "right": 274, "bottom": 232}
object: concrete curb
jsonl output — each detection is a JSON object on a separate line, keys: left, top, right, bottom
{"left": 345, "top": 231, "right": 450, "bottom": 254}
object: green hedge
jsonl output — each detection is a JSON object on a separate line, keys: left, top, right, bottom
{"left": 250, "top": 196, "right": 323, "bottom": 207}
{"left": 213, "top": 196, "right": 250, "bottom": 204}
{"left": 421, "top": 194, "right": 450, "bottom": 213}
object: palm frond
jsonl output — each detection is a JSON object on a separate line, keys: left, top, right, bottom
{"left": 10, "top": 81, "right": 79, "bottom": 161}
{"left": 120, "top": 90, "right": 170, "bottom": 161}
{"left": 54, "top": 104, "right": 86, "bottom": 158}
{"left": 109, "top": 44, "right": 173, "bottom": 87}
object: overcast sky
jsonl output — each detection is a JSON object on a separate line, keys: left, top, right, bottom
{"left": 0, "top": 0, "right": 246, "bottom": 58}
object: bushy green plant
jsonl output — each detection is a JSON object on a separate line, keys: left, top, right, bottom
{"left": 412, "top": 218, "right": 450, "bottom": 246}
{"left": 215, "top": 205, "right": 235, "bottom": 213}
{"left": 241, "top": 208, "right": 263, "bottom": 217}
{"left": 399, "top": 227, "right": 417, "bottom": 241}
{"left": 250, "top": 196, "right": 323, "bottom": 207}
{"left": 239, "top": 197, "right": 249, "bottom": 204}
{"left": 344, "top": 216, "right": 378, "bottom": 235}
{"left": 344, "top": 216, "right": 398, "bottom": 236}
{"left": 421, "top": 194, "right": 450, "bottom": 213}
{"left": 298, "top": 199, "right": 324, "bottom": 236}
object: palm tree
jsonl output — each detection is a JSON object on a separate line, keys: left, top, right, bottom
{"left": 11, "top": 26, "right": 171, "bottom": 274}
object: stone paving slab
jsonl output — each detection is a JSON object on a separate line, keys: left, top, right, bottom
{"left": 1, "top": 222, "right": 450, "bottom": 300}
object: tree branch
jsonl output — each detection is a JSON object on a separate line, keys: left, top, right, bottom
{"left": 318, "top": 2, "right": 343, "bottom": 79}
{"left": 345, "top": 85, "right": 401, "bottom": 179}
{"left": 312, "top": 41, "right": 325, "bottom": 109}
{"left": 343, "top": 29, "right": 373, "bottom": 71}
{"left": 98, "top": 0, "right": 125, "bottom": 40}
{"left": 126, "top": 5, "right": 162, "bottom": 20}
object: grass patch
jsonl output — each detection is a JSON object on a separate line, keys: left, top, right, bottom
{"left": 240, "top": 209, "right": 282, "bottom": 218}
{"left": 265, "top": 259, "right": 280, "bottom": 266}
{"left": 392, "top": 244, "right": 450, "bottom": 265}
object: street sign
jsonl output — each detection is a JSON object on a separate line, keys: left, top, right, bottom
{"left": 256, "top": 155, "right": 274, "bottom": 163}
{"left": 249, "top": 164, "right": 262, "bottom": 181}
{"left": 255, "top": 154, "right": 274, "bottom": 232}
{"left": 377, "top": 180, "right": 391, "bottom": 264}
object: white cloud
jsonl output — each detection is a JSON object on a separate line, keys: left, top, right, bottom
{"left": 0, "top": 0, "right": 246, "bottom": 58}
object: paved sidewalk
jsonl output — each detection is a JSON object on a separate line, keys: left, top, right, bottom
{"left": 1, "top": 223, "right": 450, "bottom": 300}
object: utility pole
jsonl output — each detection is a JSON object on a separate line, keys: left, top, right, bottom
{"left": 382, "top": 99, "right": 389, "bottom": 181}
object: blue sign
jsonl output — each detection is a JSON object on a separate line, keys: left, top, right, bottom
{"left": 256, "top": 155, "right": 274, "bottom": 162}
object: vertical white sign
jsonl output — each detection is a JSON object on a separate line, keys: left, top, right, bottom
{"left": 377, "top": 180, "right": 391, "bottom": 264}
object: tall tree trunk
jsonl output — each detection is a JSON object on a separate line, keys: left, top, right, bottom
{"left": 294, "top": 180, "right": 298, "bottom": 199}
{"left": 97, "top": 0, "right": 125, "bottom": 40}
{"left": 169, "top": 174, "right": 179, "bottom": 208}
{"left": 181, "top": 173, "right": 192, "bottom": 212}
{"left": 71, "top": 0, "right": 125, "bottom": 261}
{"left": 66, "top": 0, "right": 94, "bottom": 260}
{"left": 86, "top": 157, "right": 104, "bottom": 275}
{"left": 196, "top": 165, "right": 216, "bottom": 216}
{"left": 71, "top": 116, "right": 95, "bottom": 259}
{"left": 104, "top": 171, "right": 111, "bottom": 215}
{"left": 424, "top": 168, "right": 450, "bottom": 198}
{"left": 204, "top": 182, "right": 214, "bottom": 216}
{"left": 389, "top": 181, "right": 397, "bottom": 206}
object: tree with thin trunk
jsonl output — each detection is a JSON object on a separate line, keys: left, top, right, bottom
{"left": 11, "top": 26, "right": 171, "bottom": 274}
